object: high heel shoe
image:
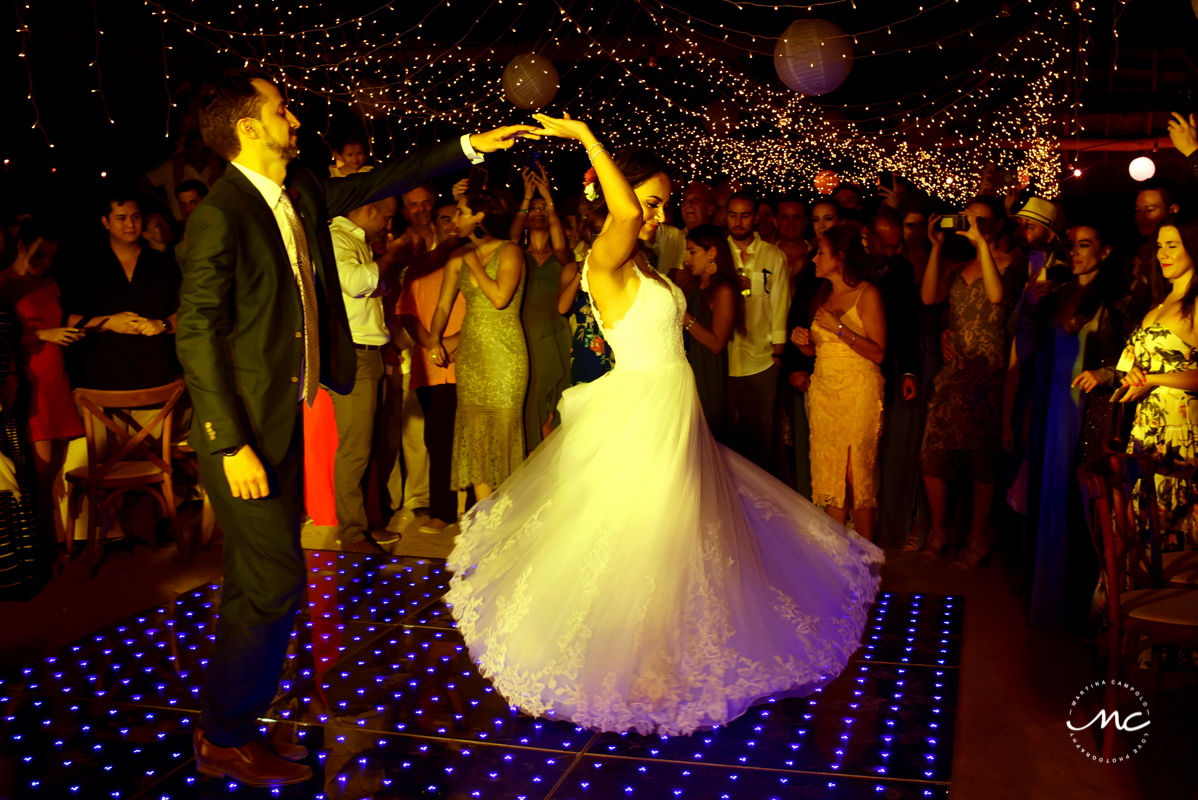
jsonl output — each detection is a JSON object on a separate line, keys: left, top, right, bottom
{"left": 918, "top": 529, "right": 947, "bottom": 562}
{"left": 949, "top": 541, "right": 991, "bottom": 570}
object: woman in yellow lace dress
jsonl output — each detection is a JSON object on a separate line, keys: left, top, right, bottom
{"left": 1116, "top": 212, "right": 1198, "bottom": 550}
{"left": 790, "top": 226, "right": 887, "bottom": 541}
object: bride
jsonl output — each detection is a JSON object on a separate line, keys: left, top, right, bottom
{"left": 443, "top": 114, "right": 884, "bottom": 737}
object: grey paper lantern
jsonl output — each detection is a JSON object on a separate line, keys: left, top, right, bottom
{"left": 502, "top": 53, "right": 559, "bottom": 110}
{"left": 773, "top": 20, "right": 853, "bottom": 96}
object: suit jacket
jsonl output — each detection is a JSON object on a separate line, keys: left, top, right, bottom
{"left": 177, "top": 139, "right": 469, "bottom": 465}
{"left": 874, "top": 255, "right": 920, "bottom": 403}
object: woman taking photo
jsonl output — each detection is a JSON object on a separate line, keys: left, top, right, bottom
{"left": 790, "top": 225, "right": 887, "bottom": 541}
{"left": 915, "top": 198, "right": 1026, "bottom": 568}
{"left": 511, "top": 166, "right": 573, "bottom": 450}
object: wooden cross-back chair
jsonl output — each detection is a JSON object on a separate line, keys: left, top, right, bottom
{"left": 67, "top": 379, "right": 187, "bottom": 573}
{"left": 1077, "top": 446, "right": 1198, "bottom": 759}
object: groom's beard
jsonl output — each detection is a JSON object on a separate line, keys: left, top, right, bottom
{"left": 268, "top": 135, "right": 300, "bottom": 163}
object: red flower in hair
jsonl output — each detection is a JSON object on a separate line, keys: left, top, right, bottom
{"left": 583, "top": 168, "right": 599, "bottom": 201}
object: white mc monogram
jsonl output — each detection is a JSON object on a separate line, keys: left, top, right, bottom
{"left": 1067, "top": 709, "right": 1151, "bottom": 733}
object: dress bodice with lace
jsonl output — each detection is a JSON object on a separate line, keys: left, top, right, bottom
{"left": 582, "top": 258, "right": 688, "bottom": 372}
{"left": 447, "top": 250, "right": 883, "bottom": 737}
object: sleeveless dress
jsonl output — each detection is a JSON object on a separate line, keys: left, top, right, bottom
{"left": 0, "top": 275, "right": 84, "bottom": 442}
{"left": 446, "top": 257, "right": 884, "bottom": 736}
{"left": 521, "top": 251, "right": 572, "bottom": 451}
{"left": 1117, "top": 323, "right": 1198, "bottom": 551}
{"left": 684, "top": 286, "right": 729, "bottom": 444}
{"left": 450, "top": 243, "right": 528, "bottom": 490}
{"left": 807, "top": 290, "right": 884, "bottom": 509}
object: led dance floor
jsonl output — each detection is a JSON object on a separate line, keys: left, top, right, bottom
{"left": 0, "top": 550, "right": 962, "bottom": 799}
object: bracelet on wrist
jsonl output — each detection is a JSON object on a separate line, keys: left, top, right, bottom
{"left": 684, "top": 318, "right": 696, "bottom": 331}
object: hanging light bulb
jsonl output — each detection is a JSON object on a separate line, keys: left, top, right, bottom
{"left": 1129, "top": 156, "right": 1156, "bottom": 182}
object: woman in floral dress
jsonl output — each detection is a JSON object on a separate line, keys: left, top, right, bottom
{"left": 558, "top": 260, "right": 612, "bottom": 385}
{"left": 917, "top": 198, "right": 1027, "bottom": 568}
{"left": 1117, "top": 212, "right": 1198, "bottom": 551}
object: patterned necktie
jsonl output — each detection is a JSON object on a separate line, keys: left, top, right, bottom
{"left": 277, "top": 191, "right": 320, "bottom": 408}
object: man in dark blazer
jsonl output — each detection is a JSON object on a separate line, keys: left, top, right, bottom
{"left": 863, "top": 205, "right": 922, "bottom": 548}
{"left": 177, "top": 68, "right": 537, "bottom": 787}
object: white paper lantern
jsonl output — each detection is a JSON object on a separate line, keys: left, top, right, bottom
{"left": 773, "top": 20, "right": 853, "bottom": 96}
{"left": 502, "top": 53, "right": 559, "bottom": 110}
{"left": 703, "top": 101, "right": 739, "bottom": 135}
{"left": 1129, "top": 156, "right": 1156, "bottom": 182}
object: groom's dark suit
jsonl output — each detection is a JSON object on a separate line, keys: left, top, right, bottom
{"left": 177, "top": 139, "right": 471, "bottom": 746}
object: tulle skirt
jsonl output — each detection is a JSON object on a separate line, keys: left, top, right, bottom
{"left": 446, "top": 360, "right": 884, "bottom": 736}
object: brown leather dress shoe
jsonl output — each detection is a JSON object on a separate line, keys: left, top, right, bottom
{"left": 194, "top": 728, "right": 312, "bottom": 787}
{"left": 268, "top": 739, "right": 309, "bottom": 762}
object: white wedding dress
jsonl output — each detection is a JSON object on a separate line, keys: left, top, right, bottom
{"left": 446, "top": 258, "right": 884, "bottom": 736}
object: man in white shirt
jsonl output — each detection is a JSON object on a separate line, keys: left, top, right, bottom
{"left": 384, "top": 183, "right": 441, "bottom": 533}
{"left": 141, "top": 130, "right": 222, "bottom": 221}
{"left": 726, "top": 192, "right": 791, "bottom": 472}
{"left": 326, "top": 198, "right": 409, "bottom": 551}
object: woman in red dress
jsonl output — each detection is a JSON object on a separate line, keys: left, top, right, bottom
{"left": 0, "top": 223, "right": 85, "bottom": 536}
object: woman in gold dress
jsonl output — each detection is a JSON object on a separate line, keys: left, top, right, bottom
{"left": 790, "top": 226, "right": 887, "bottom": 541}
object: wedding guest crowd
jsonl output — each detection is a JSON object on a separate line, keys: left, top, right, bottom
{"left": 4, "top": 112, "right": 1197, "bottom": 649}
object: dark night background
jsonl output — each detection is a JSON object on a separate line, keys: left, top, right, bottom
{"left": 1, "top": 0, "right": 1196, "bottom": 251}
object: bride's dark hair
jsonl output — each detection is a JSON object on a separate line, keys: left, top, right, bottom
{"left": 582, "top": 147, "right": 673, "bottom": 216}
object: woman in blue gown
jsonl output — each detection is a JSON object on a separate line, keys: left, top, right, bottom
{"left": 1016, "top": 222, "right": 1138, "bottom": 632}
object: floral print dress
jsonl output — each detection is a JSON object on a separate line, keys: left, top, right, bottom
{"left": 569, "top": 287, "right": 612, "bottom": 385}
{"left": 1117, "top": 323, "right": 1198, "bottom": 551}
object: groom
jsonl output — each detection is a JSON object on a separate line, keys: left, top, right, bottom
{"left": 177, "top": 67, "right": 536, "bottom": 787}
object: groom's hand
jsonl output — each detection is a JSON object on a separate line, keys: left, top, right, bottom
{"left": 470, "top": 125, "right": 545, "bottom": 153}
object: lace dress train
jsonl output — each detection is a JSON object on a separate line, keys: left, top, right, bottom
{"left": 447, "top": 259, "right": 884, "bottom": 736}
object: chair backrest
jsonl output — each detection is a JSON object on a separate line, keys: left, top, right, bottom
{"left": 1077, "top": 449, "right": 1162, "bottom": 628}
{"left": 72, "top": 380, "right": 188, "bottom": 484}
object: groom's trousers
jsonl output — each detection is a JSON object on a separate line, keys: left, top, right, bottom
{"left": 196, "top": 407, "right": 306, "bottom": 747}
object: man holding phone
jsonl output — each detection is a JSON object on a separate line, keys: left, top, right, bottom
{"left": 1012, "top": 196, "right": 1066, "bottom": 279}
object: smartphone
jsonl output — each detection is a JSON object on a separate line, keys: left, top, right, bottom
{"left": 525, "top": 150, "right": 543, "bottom": 171}
{"left": 877, "top": 171, "right": 894, "bottom": 191}
{"left": 1029, "top": 250, "right": 1047, "bottom": 275}
{"left": 467, "top": 166, "right": 488, "bottom": 195}
{"left": 938, "top": 214, "right": 970, "bottom": 232}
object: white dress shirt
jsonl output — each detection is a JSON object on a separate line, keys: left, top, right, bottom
{"left": 328, "top": 216, "right": 390, "bottom": 346}
{"left": 648, "top": 224, "right": 686, "bottom": 275}
{"left": 728, "top": 232, "right": 791, "bottom": 377}
{"left": 230, "top": 160, "right": 313, "bottom": 396}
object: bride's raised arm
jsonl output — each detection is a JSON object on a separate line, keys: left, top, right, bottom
{"left": 531, "top": 113, "right": 642, "bottom": 274}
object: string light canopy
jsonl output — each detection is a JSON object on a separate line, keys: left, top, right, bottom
{"left": 113, "top": 0, "right": 1088, "bottom": 202}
